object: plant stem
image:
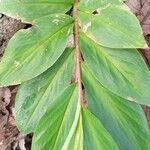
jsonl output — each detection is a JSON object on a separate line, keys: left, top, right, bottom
{"left": 73, "top": 0, "right": 85, "bottom": 106}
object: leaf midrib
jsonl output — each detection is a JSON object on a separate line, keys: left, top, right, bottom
{"left": 43, "top": 87, "right": 77, "bottom": 149}
{"left": 60, "top": 102, "right": 81, "bottom": 149}
{"left": 52, "top": 89, "right": 76, "bottom": 150}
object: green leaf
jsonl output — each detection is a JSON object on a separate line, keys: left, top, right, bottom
{"left": 32, "top": 82, "right": 119, "bottom": 150}
{"left": 82, "top": 108, "right": 119, "bottom": 150}
{"left": 32, "top": 84, "right": 80, "bottom": 150}
{"left": 15, "top": 48, "right": 74, "bottom": 134}
{"left": 82, "top": 63, "right": 150, "bottom": 150}
{"left": 0, "top": 0, "right": 149, "bottom": 149}
{"left": 0, "top": 0, "right": 72, "bottom": 22}
{"left": 78, "top": 0, "right": 122, "bottom": 12}
{"left": 79, "top": 33, "right": 150, "bottom": 105}
{"left": 65, "top": 114, "right": 83, "bottom": 150}
{"left": 0, "top": 14, "right": 72, "bottom": 87}
{"left": 78, "top": 5, "right": 145, "bottom": 48}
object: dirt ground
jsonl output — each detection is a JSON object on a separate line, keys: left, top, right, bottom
{"left": 0, "top": 1, "right": 150, "bottom": 149}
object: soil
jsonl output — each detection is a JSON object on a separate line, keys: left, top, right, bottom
{"left": 0, "top": 1, "right": 150, "bottom": 149}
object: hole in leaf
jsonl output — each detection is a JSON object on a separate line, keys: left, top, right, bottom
{"left": 92, "top": 9, "right": 100, "bottom": 15}
{"left": 24, "top": 23, "right": 32, "bottom": 29}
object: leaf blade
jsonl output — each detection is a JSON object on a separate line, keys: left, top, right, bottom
{"left": 78, "top": 5, "right": 145, "bottom": 48}
{"left": 78, "top": 0, "right": 123, "bottom": 12}
{"left": 15, "top": 48, "right": 74, "bottom": 134}
{"left": 0, "top": 14, "right": 73, "bottom": 86}
{"left": 82, "top": 63, "right": 150, "bottom": 150}
{"left": 82, "top": 107, "right": 119, "bottom": 150}
{"left": 0, "top": 0, "right": 72, "bottom": 22}
{"left": 79, "top": 32, "right": 150, "bottom": 105}
{"left": 32, "top": 84, "right": 80, "bottom": 150}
